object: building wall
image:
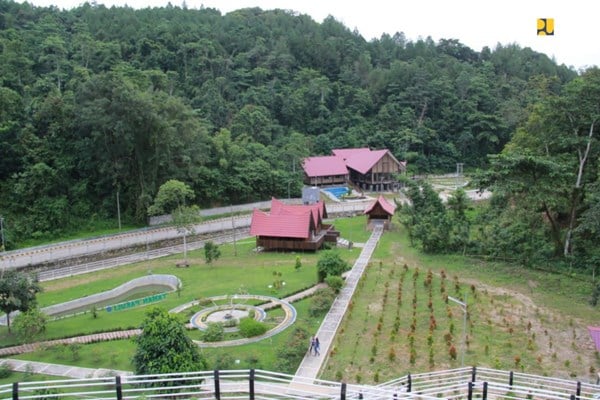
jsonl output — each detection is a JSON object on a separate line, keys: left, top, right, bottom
{"left": 305, "top": 174, "right": 348, "bottom": 186}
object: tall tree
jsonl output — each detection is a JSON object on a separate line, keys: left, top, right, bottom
{"left": 482, "top": 68, "right": 600, "bottom": 260}
{"left": 0, "top": 271, "right": 42, "bottom": 332}
{"left": 149, "top": 180, "right": 198, "bottom": 264}
{"left": 133, "top": 307, "right": 207, "bottom": 375}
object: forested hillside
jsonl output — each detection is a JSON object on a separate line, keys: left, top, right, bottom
{"left": 0, "top": 1, "right": 577, "bottom": 246}
{"left": 400, "top": 66, "right": 600, "bottom": 274}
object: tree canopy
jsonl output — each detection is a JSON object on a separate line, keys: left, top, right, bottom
{"left": 0, "top": 270, "right": 42, "bottom": 332}
{"left": 0, "top": 1, "right": 578, "bottom": 247}
{"left": 132, "top": 307, "right": 207, "bottom": 375}
{"left": 399, "top": 69, "right": 600, "bottom": 277}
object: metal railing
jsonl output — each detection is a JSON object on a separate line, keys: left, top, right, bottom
{"left": 379, "top": 366, "right": 600, "bottom": 400}
{"left": 2, "top": 367, "right": 599, "bottom": 400}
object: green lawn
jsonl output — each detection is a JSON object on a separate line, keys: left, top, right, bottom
{"left": 0, "top": 371, "right": 63, "bottom": 386}
{"left": 12, "top": 297, "right": 320, "bottom": 373}
{"left": 331, "top": 215, "right": 371, "bottom": 244}
{"left": 0, "top": 219, "right": 361, "bottom": 380}
{"left": 5, "top": 213, "right": 599, "bottom": 387}
{"left": 0, "top": 238, "right": 359, "bottom": 345}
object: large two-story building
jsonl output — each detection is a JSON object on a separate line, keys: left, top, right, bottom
{"left": 302, "top": 148, "right": 405, "bottom": 191}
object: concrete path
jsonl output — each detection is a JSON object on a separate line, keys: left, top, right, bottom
{"left": 293, "top": 223, "right": 384, "bottom": 382}
{"left": 0, "top": 329, "right": 141, "bottom": 358}
{"left": 0, "top": 358, "right": 132, "bottom": 379}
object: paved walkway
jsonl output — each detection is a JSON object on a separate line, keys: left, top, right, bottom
{"left": 0, "top": 330, "right": 142, "bottom": 358}
{"left": 293, "top": 223, "right": 384, "bottom": 383}
{"left": 0, "top": 358, "right": 132, "bottom": 379}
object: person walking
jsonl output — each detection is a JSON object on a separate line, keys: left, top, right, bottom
{"left": 314, "top": 336, "right": 320, "bottom": 356}
{"left": 309, "top": 336, "right": 315, "bottom": 356}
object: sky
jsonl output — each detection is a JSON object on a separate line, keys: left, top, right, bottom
{"left": 21, "top": 0, "right": 599, "bottom": 71}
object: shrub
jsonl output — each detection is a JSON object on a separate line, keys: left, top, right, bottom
{"left": 325, "top": 275, "right": 344, "bottom": 293}
{"left": 12, "top": 307, "right": 47, "bottom": 343}
{"left": 0, "top": 363, "right": 13, "bottom": 379}
{"left": 449, "top": 345, "right": 457, "bottom": 360}
{"left": 222, "top": 318, "right": 238, "bottom": 328}
{"left": 274, "top": 327, "right": 310, "bottom": 374}
{"left": 133, "top": 308, "right": 207, "bottom": 376}
{"left": 429, "top": 347, "right": 435, "bottom": 368}
{"left": 33, "top": 388, "right": 61, "bottom": 398}
{"left": 69, "top": 343, "right": 81, "bottom": 361}
{"left": 388, "top": 347, "right": 396, "bottom": 361}
{"left": 238, "top": 317, "right": 268, "bottom": 338}
{"left": 202, "top": 323, "right": 224, "bottom": 342}
{"left": 212, "top": 353, "right": 235, "bottom": 370}
{"left": 309, "top": 287, "right": 336, "bottom": 317}
{"left": 204, "top": 241, "right": 221, "bottom": 265}
{"left": 316, "top": 251, "right": 349, "bottom": 282}
{"left": 246, "top": 353, "right": 261, "bottom": 368}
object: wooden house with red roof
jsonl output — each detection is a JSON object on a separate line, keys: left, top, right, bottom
{"left": 302, "top": 148, "right": 405, "bottom": 191}
{"left": 250, "top": 198, "right": 340, "bottom": 251}
{"left": 364, "top": 195, "right": 396, "bottom": 230}
{"left": 302, "top": 155, "right": 349, "bottom": 186}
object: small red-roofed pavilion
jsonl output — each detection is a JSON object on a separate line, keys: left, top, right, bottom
{"left": 364, "top": 195, "right": 396, "bottom": 230}
{"left": 250, "top": 198, "right": 339, "bottom": 251}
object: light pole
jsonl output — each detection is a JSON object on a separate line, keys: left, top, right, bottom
{"left": 448, "top": 294, "right": 467, "bottom": 367}
{"left": 0, "top": 215, "right": 5, "bottom": 252}
{"left": 116, "top": 190, "right": 122, "bottom": 231}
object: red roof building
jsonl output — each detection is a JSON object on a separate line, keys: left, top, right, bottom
{"left": 331, "top": 148, "right": 371, "bottom": 160}
{"left": 302, "top": 148, "right": 405, "bottom": 192}
{"left": 302, "top": 156, "right": 349, "bottom": 186}
{"left": 364, "top": 195, "right": 396, "bottom": 230}
{"left": 250, "top": 198, "right": 339, "bottom": 251}
{"left": 270, "top": 197, "right": 328, "bottom": 226}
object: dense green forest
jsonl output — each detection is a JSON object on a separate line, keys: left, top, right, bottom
{"left": 399, "top": 69, "right": 600, "bottom": 273}
{"left": 0, "top": 0, "right": 592, "bottom": 265}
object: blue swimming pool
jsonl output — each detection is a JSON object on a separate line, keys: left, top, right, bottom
{"left": 322, "top": 186, "right": 349, "bottom": 199}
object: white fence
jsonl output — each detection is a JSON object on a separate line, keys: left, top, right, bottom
{"left": 379, "top": 366, "right": 600, "bottom": 400}
{"left": 1, "top": 367, "right": 598, "bottom": 400}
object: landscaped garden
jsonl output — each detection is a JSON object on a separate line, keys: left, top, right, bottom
{"left": 1, "top": 213, "right": 599, "bottom": 386}
{"left": 0, "top": 217, "right": 365, "bottom": 379}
